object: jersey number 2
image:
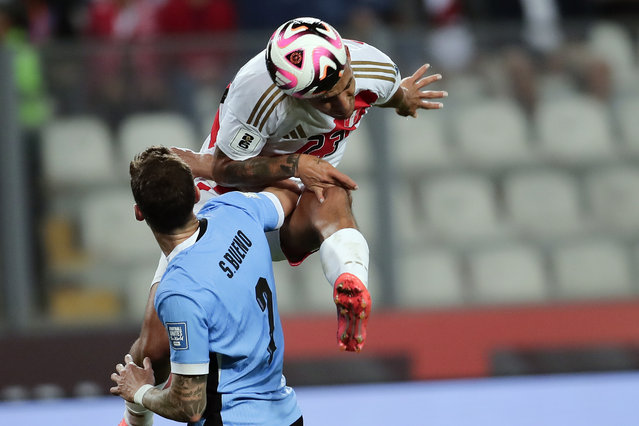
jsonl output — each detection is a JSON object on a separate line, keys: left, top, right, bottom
{"left": 255, "top": 277, "right": 277, "bottom": 364}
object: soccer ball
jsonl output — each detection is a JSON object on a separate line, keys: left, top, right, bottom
{"left": 266, "top": 17, "right": 347, "bottom": 99}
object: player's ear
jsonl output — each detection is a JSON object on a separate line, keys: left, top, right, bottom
{"left": 194, "top": 185, "right": 201, "bottom": 204}
{"left": 134, "top": 204, "right": 145, "bottom": 222}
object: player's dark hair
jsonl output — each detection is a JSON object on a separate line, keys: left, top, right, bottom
{"left": 129, "top": 146, "right": 195, "bottom": 234}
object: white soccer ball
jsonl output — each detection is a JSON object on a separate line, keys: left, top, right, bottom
{"left": 266, "top": 17, "right": 347, "bottom": 99}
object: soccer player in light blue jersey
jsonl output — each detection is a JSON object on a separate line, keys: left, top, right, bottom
{"left": 110, "top": 146, "right": 303, "bottom": 426}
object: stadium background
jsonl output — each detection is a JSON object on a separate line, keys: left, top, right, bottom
{"left": 1, "top": 0, "right": 639, "bottom": 424}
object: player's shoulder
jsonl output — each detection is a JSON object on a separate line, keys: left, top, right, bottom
{"left": 226, "top": 50, "right": 290, "bottom": 131}
{"left": 199, "top": 191, "right": 268, "bottom": 218}
{"left": 346, "top": 40, "right": 400, "bottom": 102}
{"left": 345, "top": 39, "right": 396, "bottom": 66}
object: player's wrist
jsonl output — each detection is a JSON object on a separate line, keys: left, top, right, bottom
{"left": 133, "top": 384, "right": 154, "bottom": 407}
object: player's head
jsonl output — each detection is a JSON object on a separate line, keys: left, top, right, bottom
{"left": 266, "top": 17, "right": 349, "bottom": 99}
{"left": 129, "top": 146, "right": 196, "bottom": 234}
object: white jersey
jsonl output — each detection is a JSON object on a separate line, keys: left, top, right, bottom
{"left": 199, "top": 39, "right": 401, "bottom": 176}
{"left": 153, "top": 40, "right": 401, "bottom": 285}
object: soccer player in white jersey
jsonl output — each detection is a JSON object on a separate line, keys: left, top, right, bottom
{"left": 111, "top": 146, "right": 303, "bottom": 426}
{"left": 119, "top": 16, "right": 446, "bottom": 426}
{"left": 178, "top": 16, "right": 446, "bottom": 347}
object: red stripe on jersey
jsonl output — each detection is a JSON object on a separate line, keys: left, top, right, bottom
{"left": 295, "top": 90, "right": 378, "bottom": 158}
{"left": 208, "top": 108, "right": 221, "bottom": 149}
{"left": 208, "top": 82, "right": 230, "bottom": 149}
{"left": 197, "top": 181, "right": 212, "bottom": 191}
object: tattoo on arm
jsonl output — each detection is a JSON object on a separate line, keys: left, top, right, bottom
{"left": 143, "top": 374, "right": 207, "bottom": 422}
{"left": 280, "top": 154, "right": 299, "bottom": 177}
{"left": 220, "top": 154, "right": 300, "bottom": 187}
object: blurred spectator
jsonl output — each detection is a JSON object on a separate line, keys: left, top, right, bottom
{"left": 19, "top": 0, "right": 83, "bottom": 44}
{"left": 155, "top": 0, "right": 238, "bottom": 130}
{"left": 422, "top": 0, "right": 476, "bottom": 73}
{"left": 85, "top": 0, "right": 158, "bottom": 40}
{"left": 84, "top": 0, "right": 164, "bottom": 128}
{"left": 465, "top": 0, "right": 612, "bottom": 115}
{"left": 156, "top": 0, "right": 236, "bottom": 35}
{"left": 0, "top": 2, "right": 51, "bottom": 308}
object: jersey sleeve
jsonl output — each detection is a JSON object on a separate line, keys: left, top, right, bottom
{"left": 198, "top": 191, "right": 285, "bottom": 232}
{"left": 155, "top": 290, "right": 210, "bottom": 375}
{"left": 215, "top": 107, "right": 268, "bottom": 160}
{"left": 347, "top": 40, "right": 402, "bottom": 106}
{"left": 213, "top": 52, "right": 287, "bottom": 161}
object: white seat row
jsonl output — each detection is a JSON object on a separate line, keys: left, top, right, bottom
{"left": 41, "top": 112, "right": 202, "bottom": 189}
{"left": 347, "top": 167, "right": 639, "bottom": 249}
{"left": 394, "top": 238, "right": 636, "bottom": 309}
{"left": 270, "top": 236, "right": 638, "bottom": 313}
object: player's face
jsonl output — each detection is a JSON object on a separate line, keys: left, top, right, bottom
{"left": 307, "top": 63, "right": 356, "bottom": 119}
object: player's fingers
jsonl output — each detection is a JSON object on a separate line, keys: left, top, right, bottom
{"left": 420, "top": 90, "right": 448, "bottom": 99}
{"left": 420, "top": 100, "right": 444, "bottom": 110}
{"left": 311, "top": 186, "right": 325, "bottom": 204}
{"left": 410, "top": 63, "right": 430, "bottom": 81}
{"left": 415, "top": 73, "right": 443, "bottom": 88}
{"left": 115, "top": 363, "right": 125, "bottom": 373}
{"left": 124, "top": 354, "right": 134, "bottom": 365}
{"left": 110, "top": 372, "right": 121, "bottom": 384}
{"left": 143, "top": 357, "right": 152, "bottom": 370}
{"left": 109, "top": 385, "right": 120, "bottom": 395}
{"left": 330, "top": 170, "right": 358, "bottom": 190}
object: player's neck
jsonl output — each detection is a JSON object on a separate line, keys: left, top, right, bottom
{"left": 154, "top": 216, "right": 200, "bottom": 256}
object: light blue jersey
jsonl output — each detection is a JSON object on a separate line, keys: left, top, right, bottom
{"left": 155, "top": 191, "right": 301, "bottom": 426}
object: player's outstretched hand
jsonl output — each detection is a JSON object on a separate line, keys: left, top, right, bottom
{"left": 171, "top": 147, "right": 215, "bottom": 179}
{"left": 297, "top": 154, "right": 358, "bottom": 203}
{"left": 395, "top": 64, "right": 447, "bottom": 118}
{"left": 110, "top": 354, "right": 155, "bottom": 403}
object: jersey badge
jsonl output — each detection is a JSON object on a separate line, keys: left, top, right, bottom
{"left": 166, "top": 322, "right": 189, "bottom": 350}
{"left": 230, "top": 126, "right": 262, "bottom": 156}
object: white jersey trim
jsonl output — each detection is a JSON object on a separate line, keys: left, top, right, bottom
{"left": 261, "top": 191, "right": 286, "bottom": 229}
{"left": 171, "top": 361, "right": 209, "bottom": 376}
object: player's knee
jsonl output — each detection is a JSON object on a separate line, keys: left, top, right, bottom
{"left": 323, "top": 185, "right": 353, "bottom": 208}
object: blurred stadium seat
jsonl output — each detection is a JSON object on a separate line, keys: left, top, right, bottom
{"left": 551, "top": 238, "right": 633, "bottom": 300}
{"left": 452, "top": 99, "right": 535, "bottom": 171}
{"left": 585, "top": 165, "right": 639, "bottom": 235}
{"left": 503, "top": 168, "right": 586, "bottom": 241}
{"left": 468, "top": 242, "right": 547, "bottom": 304}
{"left": 79, "top": 187, "right": 158, "bottom": 263}
{"left": 421, "top": 173, "right": 506, "bottom": 244}
{"left": 271, "top": 260, "right": 303, "bottom": 315}
{"left": 117, "top": 112, "right": 199, "bottom": 167}
{"left": 337, "top": 122, "right": 373, "bottom": 176}
{"left": 397, "top": 247, "right": 464, "bottom": 307}
{"left": 41, "top": 116, "right": 116, "bottom": 188}
{"left": 587, "top": 21, "right": 638, "bottom": 95}
{"left": 535, "top": 95, "right": 616, "bottom": 166}
{"left": 616, "top": 98, "right": 639, "bottom": 156}
{"left": 388, "top": 111, "right": 451, "bottom": 174}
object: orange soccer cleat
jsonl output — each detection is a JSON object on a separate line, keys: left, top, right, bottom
{"left": 333, "top": 273, "right": 372, "bottom": 352}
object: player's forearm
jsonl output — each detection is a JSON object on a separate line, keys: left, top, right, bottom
{"left": 141, "top": 374, "right": 207, "bottom": 423}
{"left": 214, "top": 154, "right": 301, "bottom": 187}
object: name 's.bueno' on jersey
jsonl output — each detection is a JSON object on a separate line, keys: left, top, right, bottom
{"left": 218, "top": 229, "right": 253, "bottom": 278}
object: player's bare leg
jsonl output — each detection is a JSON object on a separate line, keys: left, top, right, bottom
{"left": 280, "top": 186, "right": 372, "bottom": 352}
